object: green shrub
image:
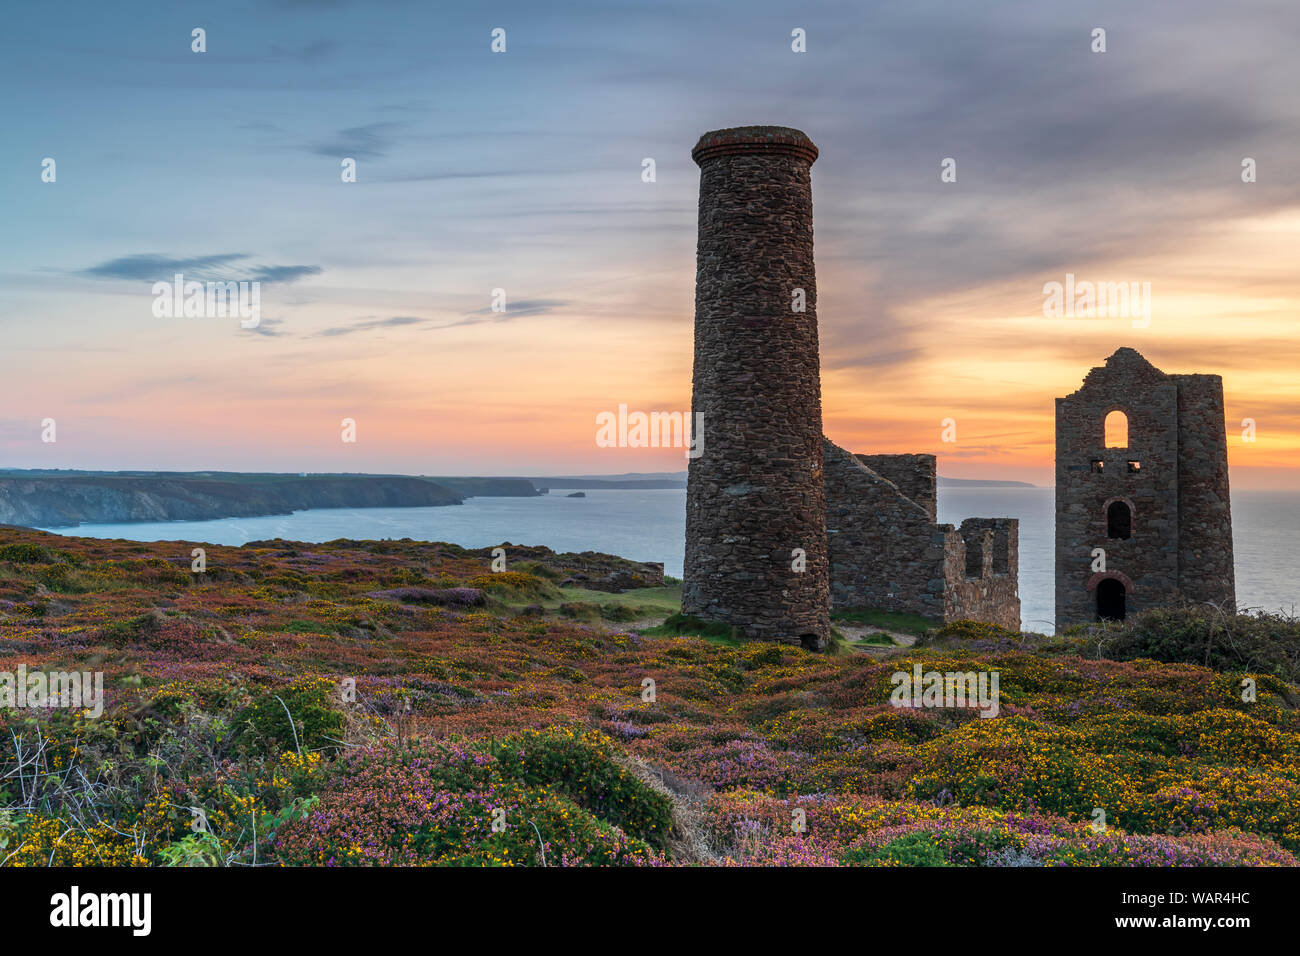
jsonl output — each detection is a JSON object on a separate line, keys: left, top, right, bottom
{"left": 272, "top": 740, "right": 662, "bottom": 867}
{"left": 101, "top": 612, "right": 166, "bottom": 647}
{"left": 599, "top": 603, "right": 640, "bottom": 622}
{"left": 1075, "top": 606, "right": 1300, "bottom": 683}
{"left": 235, "top": 677, "right": 345, "bottom": 754}
{"left": 469, "top": 571, "right": 556, "bottom": 601}
{"left": 0, "top": 543, "right": 49, "bottom": 564}
{"left": 937, "top": 620, "right": 1020, "bottom": 642}
{"left": 36, "top": 562, "right": 88, "bottom": 593}
{"left": 489, "top": 728, "right": 673, "bottom": 848}
{"left": 842, "top": 833, "right": 952, "bottom": 866}
{"left": 739, "top": 643, "right": 784, "bottom": 669}
{"left": 157, "top": 831, "right": 225, "bottom": 867}
{"left": 558, "top": 602, "right": 599, "bottom": 622}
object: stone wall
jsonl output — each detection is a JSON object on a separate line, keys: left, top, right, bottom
{"left": 1171, "top": 374, "right": 1236, "bottom": 608}
{"left": 946, "top": 518, "right": 1021, "bottom": 630}
{"left": 824, "top": 440, "right": 948, "bottom": 618}
{"left": 854, "top": 454, "right": 937, "bottom": 520}
{"left": 826, "top": 440, "right": 1021, "bottom": 629}
{"left": 682, "top": 127, "right": 831, "bottom": 649}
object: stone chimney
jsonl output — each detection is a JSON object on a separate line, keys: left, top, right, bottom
{"left": 682, "top": 126, "right": 830, "bottom": 649}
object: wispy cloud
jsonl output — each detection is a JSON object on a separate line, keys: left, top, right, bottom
{"left": 462, "top": 299, "right": 567, "bottom": 319}
{"left": 427, "top": 298, "right": 568, "bottom": 331}
{"left": 250, "top": 264, "right": 324, "bottom": 283}
{"left": 78, "top": 254, "right": 322, "bottom": 285}
{"left": 246, "top": 318, "right": 287, "bottom": 338}
{"left": 82, "top": 254, "right": 249, "bottom": 282}
{"left": 311, "top": 315, "right": 425, "bottom": 337}
{"left": 310, "top": 122, "right": 401, "bottom": 159}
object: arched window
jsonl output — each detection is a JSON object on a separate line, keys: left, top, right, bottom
{"left": 1107, "top": 500, "right": 1132, "bottom": 539}
{"left": 1104, "top": 410, "right": 1128, "bottom": 448}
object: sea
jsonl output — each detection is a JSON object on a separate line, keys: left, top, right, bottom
{"left": 42, "top": 487, "right": 1297, "bottom": 634}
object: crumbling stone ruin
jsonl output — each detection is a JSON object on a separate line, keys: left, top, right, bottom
{"left": 1055, "top": 347, "right": 1235, "bottom": 627}
{"left": 683, "top": 126, "right": 1020, "bottom": 647}
{"left": 824, "top": 442, "right": 1020, "bottom": 630}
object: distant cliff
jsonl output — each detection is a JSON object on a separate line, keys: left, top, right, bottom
{"left": 429, "top": 477, "right": 543, "bottom": 498}
{"left": 0, "top": 475, "right": 463, "bottom": 528}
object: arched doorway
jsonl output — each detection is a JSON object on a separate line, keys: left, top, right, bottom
{"left": 1096, "top": 578, "right": 1126, "bottom": 621}
{"left": 1106, "top": 500, "right": 1132, "bottom": 539}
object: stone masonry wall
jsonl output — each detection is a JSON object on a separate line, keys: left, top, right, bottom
{"left": 824, "top": 439, "right": 948, "bottom": 618}
{"left": 826, "top": 440, "right": 1021, "bottom": 629}
{"left": 946, "top": 518, "right": 1021, "bottom": 630}
{"left": 854, "top": 454, "right": 937, "bottom": 520}
{"left": 683, "top": 127, "right": 830, "bottom": 649}
{"left": 1171, "top": 374, "right": 1236, "bottom": 608}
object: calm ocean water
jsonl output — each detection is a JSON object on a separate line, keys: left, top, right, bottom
{"left": 45, "top": 487, "right": 1296, "bottom": 634}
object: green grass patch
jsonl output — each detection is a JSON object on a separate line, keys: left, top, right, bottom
{"left": 831, "top": 607, "right": 939, "bottom": 637}
{"left": 505, "top": 584, "right": 682, "bottom": 626}
{"left": 858, "top": 632, "right": 896, "bottom": 646}
{"left": 468, "top": 571, "right": 560, "bottom": 602}
{"left": 643, "top": 612, "right": 743, "bottom": 645}
{"left": 555, "top": 584, "right": 681, "bottom": 612}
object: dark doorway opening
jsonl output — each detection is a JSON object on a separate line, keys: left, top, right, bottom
{"left": 799, "top": 633, "right": 820, "bottom": 651}
{"left": 1096, "top": 578, "right": 1127, "bottom": 621}
{"left": 1107, "top": 501, "right": 1132, "bottom": 539}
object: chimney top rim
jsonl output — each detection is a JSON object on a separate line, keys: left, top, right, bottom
{"left": 692, "top": 126, "right": 818, "bottom": 165}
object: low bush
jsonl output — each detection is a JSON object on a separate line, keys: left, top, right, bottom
{"left": 1073, "top": 605, "right": 1300, "bottom": 683}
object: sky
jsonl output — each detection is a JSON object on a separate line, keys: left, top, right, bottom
{"left": 1, "top": 0, "right": 1297, "bottom": 489}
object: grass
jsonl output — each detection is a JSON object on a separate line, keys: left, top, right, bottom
{"left": 641, "top": 612, "right": 743, "bottom": 645}
{"left": 489, "top": 581, "right": 683, "bottom": 626}
{"left": 555, "top": 585, "right": 682, "bottom": 614}
{"left": 476, "top": 578, "right": 934, "bottom": 646}
{"left": 831, "top": 607, "right": 940, "bottom": 637}
{"left": 856, "top": 632, "right": 896, "bottom": 646}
